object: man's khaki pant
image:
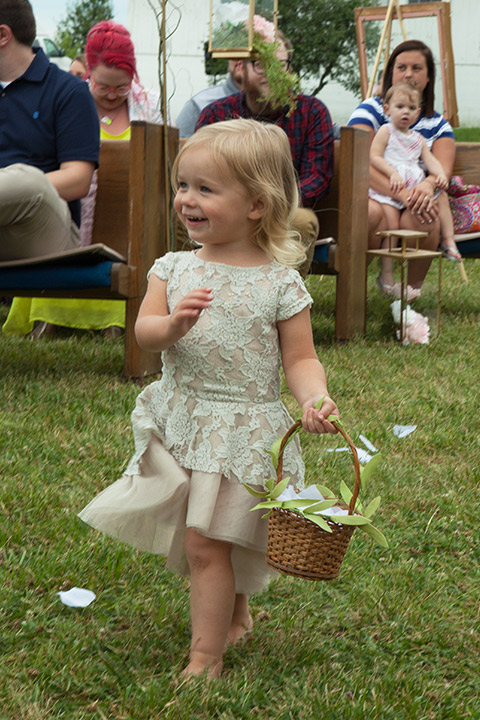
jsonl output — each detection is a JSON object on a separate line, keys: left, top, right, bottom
{"left": 291, "top": 207, "right": 319, "bottom": 277}
{"left": 0, "top": 164, "right": 81, "bottom": 261}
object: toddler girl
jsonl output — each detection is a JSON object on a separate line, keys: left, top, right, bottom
{"left": 79, "top": 118, "right": 339, "bottom": 680}
{"left": 370, "top": 82, "right": 461, "bottom": 296}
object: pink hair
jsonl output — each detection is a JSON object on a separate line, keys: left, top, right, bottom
{"left": 85, "top": 20, "right": 138, "bottom": 81}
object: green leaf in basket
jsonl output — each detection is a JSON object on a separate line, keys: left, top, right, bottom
{"left": 304, "top": 513, "right": 333, "bottom": 533}
{"left": 261, "top": 511, "right": 273, "bottom": 519}
{"left": 327, "top": 514, "right": 371, "bottom": 526}
{"left": 270, "top": 477, "right": 291, "bottom": 499}
{"left": 266, "top": 436, "right": 283, "bottom": 470}
{"left": 250, "top": 500, "right": 283, "bottom": 511}
{"left": 360, "top": 452, "right": 382, "bottom": 488}
{"left": 315, "top": 483, "right": 337, "bottom": 499}
{"left": 265, "top": 477, "right": 276, "bottom": 493}
{"left": 281, "top": 498, "right": 318, "bottom": 510}
{"left": 360, "top": 522, "right": 389, "bottom": 547}
{"left": 339, "top": 480, "right": 353, "bottom": 505}
{"left": 242, "top": 483, "right": 270, "bottom": 498}
{"left": 363, "top": 496, "right": 381, "bottom": 518}
{"left": 304, "top": 498, "right": 338, "bottom": 513}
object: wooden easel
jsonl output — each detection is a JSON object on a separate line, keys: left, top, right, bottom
{"left": 366, "top": 0, "right": 407, "bottom": 99}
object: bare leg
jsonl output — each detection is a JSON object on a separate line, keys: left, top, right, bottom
{"left": 227, "top": 594, "right": 253, "bottom": 646}
{"left": 378, "top": 204, "right": 401, "bottom": 287}
{"left": 368, "top": 199, "right": 386, "bottom": 249}
{"left": 399, "top": 210, "right": 440, "bottom": 288}
{"left": 437, "top": 192, "right": 462, "bottom": 260}
{"left": 183, "top": 529, "right": 235, "bottom": 680}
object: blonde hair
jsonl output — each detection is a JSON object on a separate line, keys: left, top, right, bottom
{"left": 384, "top": 82, "right": 421, "bottom": 108}
{"left": 172, "top": 118, "right": 305, "bottom": 268}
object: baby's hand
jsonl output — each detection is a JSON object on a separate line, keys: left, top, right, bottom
{"left": 301, "top": 395, "right": 339, "bottom": 435}
{"left": 435, "top": 173, "right": 449, "bottom": 191}
{"left": 170, "top": 287, "right": 213, "bottom": 337}
{"left": 390, "top": 172, "right": 405, "bottom": 193}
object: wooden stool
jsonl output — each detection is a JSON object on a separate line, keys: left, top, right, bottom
{"left": 367, "top": 229, "right": 442, "bottom": 342}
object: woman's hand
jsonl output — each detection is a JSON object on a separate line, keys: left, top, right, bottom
{"left": 301, "top": 395, "right": 340, "bottom": 434}
{"left": 404, "top": 179, "right": 439, "bottom": 220}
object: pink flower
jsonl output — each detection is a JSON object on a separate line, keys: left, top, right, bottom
{"left": 253, "top": 14, "right": 276, "bottom": 43}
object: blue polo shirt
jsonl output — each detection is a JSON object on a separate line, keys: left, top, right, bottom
{"left": 0, "top": 48, "right": 100, "bottom": 227}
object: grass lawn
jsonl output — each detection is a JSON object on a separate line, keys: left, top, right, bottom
{"left": 1, "top": 259, "right": 479, "bottom": 719}
{"left": 453, "top": 127, "right": 480, "bottom": 142}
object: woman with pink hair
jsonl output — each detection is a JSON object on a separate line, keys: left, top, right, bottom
{"left": 3, "top": 21, "right": 162, "bottom": 339}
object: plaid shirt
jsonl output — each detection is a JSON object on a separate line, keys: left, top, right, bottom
{"left": 196, "top": 92, "right": 334, "bottom": 207}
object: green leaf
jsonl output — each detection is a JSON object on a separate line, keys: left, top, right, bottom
{"left": 360, "top": 523, "right": 389, "bottom": 547}
{"left": 360, "top": 452, "right": 382, "bottom": 488}
{"left": 281, "top": 499, "right": 320, "bottom": 510}
{"left": 304, "top": 499, "right": 338, "bottom": 513}
{"left": 339, "top": 480, "right": 353, "bottom": 505}
{"left": 328, "top": 514, "right": 371, "bottom": 526}
{"left": 267, "top": 436, "right": 283, "bottom": 470}
{"left": 265, "top": 477, "right": 275, "bottom": 493}
{"left": 315, "top": 483, "right": 337, "bottom": 499}
{"left": 305, "top": 514, "right": 333, "bottom": 533}
{"left": 250, "top": 500, "right": 282, "bottom": 511}
{"left": 270, "top": 477, "right": 291, "bottom": 499}
{"left": 242, "top": 483, "right": 270, "bottom": 498}
{"left": 261, "top": 511, "right": 273, "bottom": 519}
{"left": 314, "top": 395, "right": 326, "bottom": 410}
{"left": 363, "top": 496, "right": 381, "bottom": 518}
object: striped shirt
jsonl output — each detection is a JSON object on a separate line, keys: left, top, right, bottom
{"left": 347, "top": 96, "right": 454, "bottom": 149}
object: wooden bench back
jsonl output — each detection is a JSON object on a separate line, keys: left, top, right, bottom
{"left": 92, "top": 139, "right": 131, "bottom": 257}
{"left": 312, "top": 139, "right": 340, "bottom": 240}
{"left": 452, "top": 142, "right": 480, "bottom": 185}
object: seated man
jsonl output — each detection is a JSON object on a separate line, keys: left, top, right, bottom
{"left": 0, "top": 0, "right": 99, "bottom": 262}
{"left": 196, "top": 30, "right": 334, "bottom": 273}
{"left": 176, "top": 59, "right": 243, "bottom": 138}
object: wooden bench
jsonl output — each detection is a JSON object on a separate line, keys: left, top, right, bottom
{"left": 309, "top": 126, "right": 370, "bottom": 340}
{"left": 0, "top": 121, "right": 179, "bottom": 379}
{"left": 451, "top": 142, "right": 480, "bottom": 257}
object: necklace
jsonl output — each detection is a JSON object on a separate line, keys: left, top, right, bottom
{"left": 100, "top": 106, "right": 123, "bottom": 126}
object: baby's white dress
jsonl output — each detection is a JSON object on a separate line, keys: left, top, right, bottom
{"left": 79, "top": 251, "right": 312, "bottom": 594}
{"left": 369, "top": 124, "right": 426, "bottom": 209}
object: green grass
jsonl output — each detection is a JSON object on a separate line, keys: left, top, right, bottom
{"left": 453, "top": 127, "right": 480, "bottom": 142}
{"left": 1, "top": 260, "right": 480, "bottom": 719}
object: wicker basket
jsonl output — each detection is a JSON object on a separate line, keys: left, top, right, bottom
{"left": 266, "top": 420, "right": 361, "bottom": 581}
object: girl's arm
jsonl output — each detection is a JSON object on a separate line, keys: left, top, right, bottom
{"left": 407, "top": 136, "right": 455, "bottom": 205}
{"left": 420, "top": 139, "right": 448, "bottom": 189}
{"left": 370, "top": 127, "right": 404, "bottom": 191}
{"left": 278, "top": 307, "right": 339, "bottom": 434}
{"left": 135, "top": 274, "right": 213, "bottom": 352}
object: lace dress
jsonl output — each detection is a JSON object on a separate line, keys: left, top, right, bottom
{"left": 79, "top": 251, "right": 312, "bottom": 593}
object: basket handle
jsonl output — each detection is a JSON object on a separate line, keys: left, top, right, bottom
{"left": 276, "top": 419, "right": 361, "bottom": 516}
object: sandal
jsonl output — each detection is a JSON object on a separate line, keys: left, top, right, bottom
{"left": 376, "top": 276, "right": 421, "bottom": 302}
{"left": 440, "top": 243, "right": 462, "bottom": 263}
{"left": 376, "top": 276, "right": 400, "bottom": 298}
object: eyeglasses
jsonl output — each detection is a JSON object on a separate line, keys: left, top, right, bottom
{"left": 90, "top": 80, "right": 132, "bottom": 96}
{"left": 250, "top": 59, "right": 291, "bottom": 75}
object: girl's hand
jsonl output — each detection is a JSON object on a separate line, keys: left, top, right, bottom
{"left": 301, "top": 396, "right": 340, "bottom": 435}
{"left": 435, "top": 173, "right": 449, "bottom": 191}
{"left": 402, "top": 181, "right": 439, "bottom": 223}
{"left": 390, "top": 171, "right": 404, "bottom": 193}
{"left": 169, "top": 287, "right": 213, "bottom": 338}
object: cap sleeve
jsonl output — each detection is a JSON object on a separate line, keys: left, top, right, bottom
{"left": 276, "top": 268, "right": 313, "bottom": 322}
{"left": 147, "top": 252, "right": 176, "bottom": 282}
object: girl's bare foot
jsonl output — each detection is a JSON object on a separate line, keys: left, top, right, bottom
{"left": 227, "top": 613, "right": 253, "bottom": 646}
{"left": 179, "top": 652, "right": 223, "bottom": 682}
